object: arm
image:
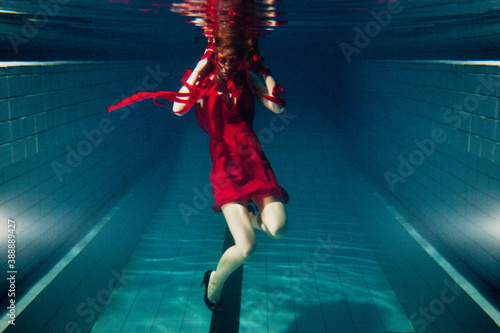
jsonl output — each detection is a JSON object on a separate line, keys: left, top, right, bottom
{"left": 249, "top": 72, "right": 285, "bottom": 114}
{"left": 172, "top": 57, "right": 209, "bottom": 116}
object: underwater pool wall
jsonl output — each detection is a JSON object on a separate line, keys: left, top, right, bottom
{"left": 341, "top": 60, "right": 500, "bottom": 292}
{"left": 0, "top": 61, "right": 175, "bottom": 331}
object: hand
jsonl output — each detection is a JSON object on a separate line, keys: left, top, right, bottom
{"left": 195, "top": 47, "right": 216, "bottom": 71}
{"left": 194, "top": 56, "right": 209, "bottom": 73}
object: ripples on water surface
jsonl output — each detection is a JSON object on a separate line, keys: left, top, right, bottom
{"left": 2, "top": 0, "right": 500, "bottom": 59}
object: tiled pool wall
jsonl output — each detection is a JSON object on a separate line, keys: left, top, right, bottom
{"left": 341, "top": 60, "right": 500, "bottom": 292}
{"left": 0, "top": 61, "right": 176, "bottom": 331}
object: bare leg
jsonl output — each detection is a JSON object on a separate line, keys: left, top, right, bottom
{"left": 208, "top": 201, "right": 256, "bottom": 303}
{"left": 250, "top": 196, "right": 287, "bottom": 239}
{"left": 207, "top": 197, "right": 287, "bottom": 304}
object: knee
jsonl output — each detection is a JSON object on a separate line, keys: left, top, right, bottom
{"left": 260, "top": 202, "right": 287, "bottom": 239}
{"left": 268, "top": 221, "right": 287, "bottom": 239}
{"left": 261, "top": 213, "right": 287, "bottom": 239}
{"left": 238, "top": 240, "right": 257, "bottom": 259}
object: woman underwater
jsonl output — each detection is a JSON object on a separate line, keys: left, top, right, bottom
{"left": 109, "top": 1, "right": 288, "bottom": 313}
{"left": 180, "top": 38, "right": 289, "bottom": 312}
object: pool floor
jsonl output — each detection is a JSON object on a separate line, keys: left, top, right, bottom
{"left": 90, "top": 113, "right": 500, "bottom": 333}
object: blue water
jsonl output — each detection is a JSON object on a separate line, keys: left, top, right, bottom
{"left": 1, "top": 0, "right": 500, "bottom": 332}
{"left": 82, "top": 6, "right": 500, "bottom": 329}
{"left": 87, "top": 110, "right": 499, "bottom": 332}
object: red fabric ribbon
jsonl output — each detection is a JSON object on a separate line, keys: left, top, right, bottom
{"left": 108, "top": 45, "right": 285, "bottom": 113}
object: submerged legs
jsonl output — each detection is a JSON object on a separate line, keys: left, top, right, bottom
{"left": 205, "top": 197, "right": 287, "bottom": 307}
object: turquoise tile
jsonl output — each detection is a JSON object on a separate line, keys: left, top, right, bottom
{"left": 89, "top": 117, "right": 500, "bottom": 333}
{"left": 180, "top": 319, "right": 209, "bottom": 333}
{"left": 91, "top": 311, "right": 127, "bottom": 332}
{"left": 157, "top": 298, "right": 189, "bottom": 320}
{"left": 296, "top": 319, "right": 327, "bottom": 333}
{"left": 151, "top": 319, "right": 183, "bottom": 333}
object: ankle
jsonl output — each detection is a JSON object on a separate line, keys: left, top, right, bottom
{"left": 208, "top": 271, "right": 221, "bottom": 302}
{"left": 209, "top": 271, "right": 217, "bottom": 286}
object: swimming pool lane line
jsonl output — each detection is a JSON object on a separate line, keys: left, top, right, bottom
{"left": 209, "top": 226, "right": 243, "bottom": 333}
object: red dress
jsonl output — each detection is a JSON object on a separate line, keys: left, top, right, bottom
{"left": 107, "top": 51, "right": 288, "bottom": 212}
{"left": 196, "top": 82, "right": 288, "bottom": 212}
